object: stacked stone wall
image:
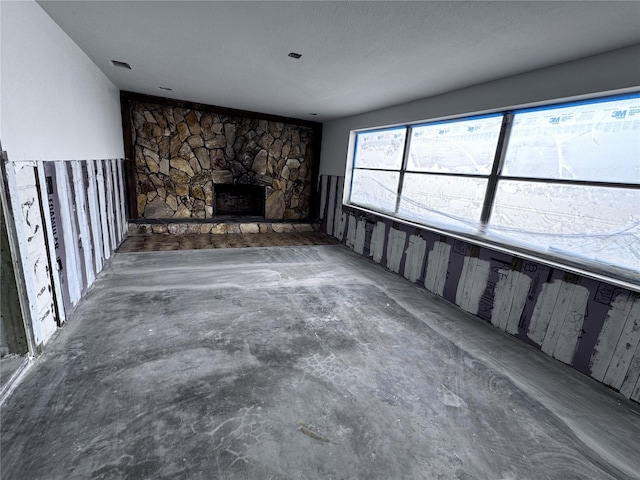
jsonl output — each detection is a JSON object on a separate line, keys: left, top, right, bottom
{"left": 131, "top": 101, "right": 316, "bottom": 219}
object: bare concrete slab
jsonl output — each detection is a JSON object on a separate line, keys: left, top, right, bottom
{"left": 1, "top": 245, "right": 639, "bottom": 479}
{"left": 0, "top": 355, "right": 26, "bottom": 389}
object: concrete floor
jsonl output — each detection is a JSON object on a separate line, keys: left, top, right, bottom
{"left": 1, "top": 245, "right": 639, "bottom": 480}
{"left": 0, "top": 355, "right": 26, "bottom": 390}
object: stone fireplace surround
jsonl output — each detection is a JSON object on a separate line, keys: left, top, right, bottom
{"left": 122, "top": 92, "right": 321, "bottom": 222}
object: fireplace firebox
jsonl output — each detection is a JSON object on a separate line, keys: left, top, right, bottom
{"left": 214, "top": 185, "right": 265, "bottom": 217}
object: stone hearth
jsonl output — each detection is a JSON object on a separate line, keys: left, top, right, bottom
{"left": 127, "top": 221, "right": 320, "bottom": 236}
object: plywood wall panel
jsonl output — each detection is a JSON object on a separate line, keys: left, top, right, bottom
{"left": 85, "top": 160, "right": 104, "bottom": 273}
{"left": 386, "top": 228, "right": 406, "bottom": 274}
{"left": 425, "top": 241, "right": 450, "bottom": 297}
{"left": 7, "top": 162, "right": 56, "bottom": 343}
{"left": 404, "top": 235, "right": 426, "bottom": 284}
{"left": 71, "top": 161, "right": 95, "bottom": 287}
{"left": 492, "top": 269, "right": 532, "bottom": 335}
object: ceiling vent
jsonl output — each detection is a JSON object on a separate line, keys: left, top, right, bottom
{"left": 111, "top": 60, "right": 132, "bottom": 69}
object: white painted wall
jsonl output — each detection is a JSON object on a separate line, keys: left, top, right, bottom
{"left": 0, "top": 0, "right": 124, "bottom": 161}
{"left": 319, "top": 45, "right": 640, "bottom": 176}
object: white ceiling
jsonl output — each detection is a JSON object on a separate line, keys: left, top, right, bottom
{"left": 38, "top": 1, "right": 640, "bottom": 121}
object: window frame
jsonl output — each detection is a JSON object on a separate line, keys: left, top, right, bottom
{"left": 345, "top": 91, "right": 640, "bottom": 292}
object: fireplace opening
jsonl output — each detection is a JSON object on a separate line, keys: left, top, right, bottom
{"left": 214, "top": 184, "right": 265, "bottom": 217}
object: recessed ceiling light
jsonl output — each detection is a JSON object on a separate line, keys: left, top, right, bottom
{"left": 159, "top": 87, "right": 172, "bottom": 91}
{"left": 111, "top": 60, "right": 131, "bottom": 69}
{"left": 288, "top": 52, "right": 302, "bottom": 59}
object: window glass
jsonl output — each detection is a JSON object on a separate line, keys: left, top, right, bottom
{"left": 346, "top": 93, "right": 640, "bottom": 284}
{"left": 398, "top": 173, "right": 487, "bottom": 232}
{"left": 353, "top": 128, "right": 406, "bottom": 170}
{"left": 503, "top": 95, "right": 640, "bottom": 184}
{"left": 349, "top": 169, "right": 399, "bottom": 212}
{"left": 488, "top": 180, "right": 640, "bottom": 273}
{"left": 407, "top": 114, "right": 503, "bottom": 175}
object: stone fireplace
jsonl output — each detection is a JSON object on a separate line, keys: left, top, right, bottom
{"left": 124, "top": 94, "right": 320, "bottom": 221}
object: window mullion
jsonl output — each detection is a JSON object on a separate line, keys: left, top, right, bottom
{"left": 480, "top": 113, "right": 513, "bottom": 229}
{"left": 394, "top": 127, "right": 412, "bottom": 215}
{"left": 498, "top": 175, "right": 640, "bottom": 190}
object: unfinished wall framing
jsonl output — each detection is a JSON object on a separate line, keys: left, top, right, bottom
{"left": 2, "top": 157, "right": 127, "bottom": 347}
{"left": 1, "top": 154, "right": 34, "bottom": 361}
{"left": 319, "top": 173, "right": 640, "bottom": 403}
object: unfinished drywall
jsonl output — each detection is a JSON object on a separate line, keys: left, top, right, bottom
{"left": 319, "top": 173, "right": 640, "bottom": 403}
{"left": 319, "top": 45, "right": 640, "bottom": 176}
{"left": 1, "top": 157, "right": 127, "bottom": 347}
{"left": 10, "top": 157, "right": 122, "bottom": 344}
{"left": 4, "top": 162, "right": 58, "bottom": 345}
{"left": 43, "top": 160, "right": 127, "bottom": 316}
{"left": 0, "top": 0, "right": 124, "bottom": 161}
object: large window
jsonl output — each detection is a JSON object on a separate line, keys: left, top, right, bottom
{"left": 347, "top": 93, "right": 640, "bottom": 284}
{"left": 350, "top": 127, "right": 406, "bottom": 212}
